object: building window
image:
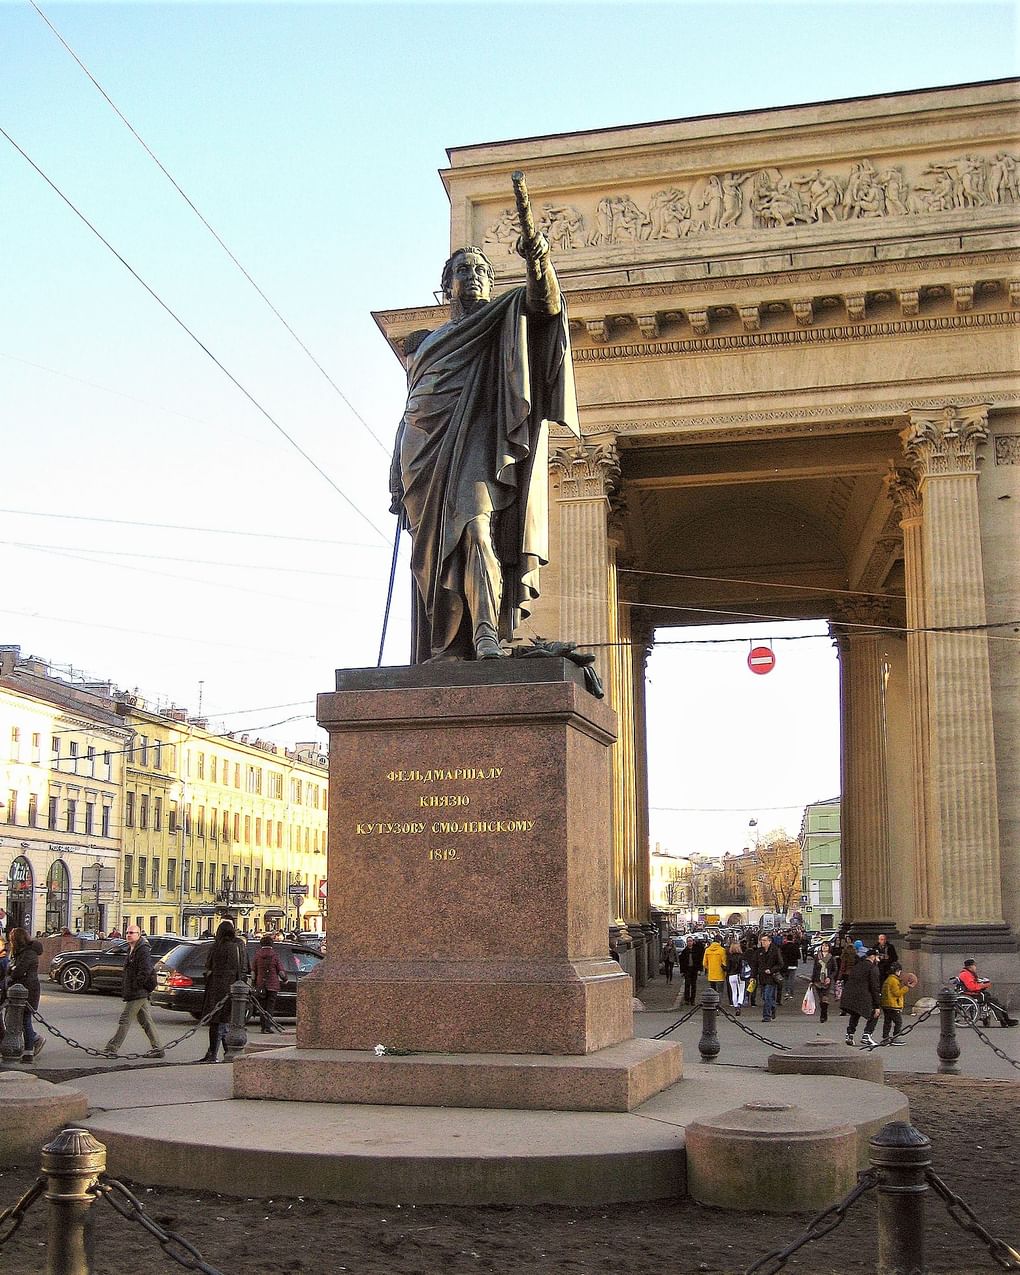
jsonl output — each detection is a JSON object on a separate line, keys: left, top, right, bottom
{"left": 45, "top": 860, "right": 70, "bottom": 932}
{"left": 153, "top": 797, "right": 162, "bottom": 831}
{"left": 137, "top": 857, "right": 146, "bottom": 890}
{"left": 167, "top": 859, "right": 177, "bottom": 893}
{"left": 197, "top": 752, "right": 205, "bottom": 779}
{"left": 5, "top": 789, "right": 16, "bottom": 824}
{"left": 169, "top": 803, "right": 178, "bottom": 835}
{"left": 140, "top": 737, "right": 148, "bottom": 766}
{"left": 194, "top": 862, "right": 204, "bottom": 894}
{"left": 268, "top": 771, "right": 283, "bottom": 800}
{"left": 184, "top": 803, "right": 192, "bottom": 836}
{"left": 151, "top": 858, "right": 160, "bottom": 891}
{"left": 27, "top": 793, "right": 38, "bottom": 827}
{"left": 242, "top": 866, "right": 251, "bottom": 893}
{"left": 275, "top": 870, "right": 282, "bottom": 897}
{"left": 86, "top": 745, "right": 95, "bottom": 775}
{"left": 124, "top": 855, "right": 133, "bottom": 893}
{"left": 252, "top": 867, "right": 260, "bottom": 895}
{"left": 182, "top": 860, "right": 190, "bottom": 893}
{"left": 31, "top": 732, "right": 41, "bottom": 763}
{"left": 197, "top": 806, "right": 205, "bottom": 839}
{"left": 149, "top": 916, "right": 157, "bottom": 935}
{"left": 103, "top": 750, "right": 111, "bottom": 770}
{"left": 224, "top": 810, "right": 231, "bottom": 842}
{"left": 210, "top": 808, "right": 218, "bottom": 841}
{"left": 125, "top": 791, "right": 135, "bottom": 828}
{"left": 244, "top": 815, "right": 251, "bottom": 844}
{"left": 255, "top": 817, "right": 262, "bottom": 847}
{"left": 101, "top": 805, "right": 111, "bottom": 838}
{"left": 234, "top": 813, "right": 241, "bottom": 842}
{"left": 221, "top": 865, "right": 229, "bottom": 889}
{"left": 84, "top": 802, "right": 95, "bottom": 835}
{"left": 51, "top": 735, "right": 60, "bottom": 763}
{"left": 153, "top": 740, "right": 162, "bottom": 771}
{"left": 209, "top": 755, "right": 217, "bottom": 784}
{"left": 48, "top": 795, "right": 58, "bottom": 829}
{"left": 65, "top": 798, "right": 76, "bottom": 833}
{"left": 10, "top": 726, "right": 20, "bottom": 761}
{"left": 69, "top": 741, "right": 79, "bottom": 770}
{"left": 139, "top": 795, "right": 148, "bottom": 830}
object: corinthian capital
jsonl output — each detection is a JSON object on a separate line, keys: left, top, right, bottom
{"left": 550, "top": 438, "right": 622, "bottom": 501}
{"left": 884, "top": 463, "right": 921, "bottom": 520}
{"left": 902, "top": 404, "right": 990, "bottom": 478}
{"left": 829, "top": 598, "right": 894, "bottom": 650}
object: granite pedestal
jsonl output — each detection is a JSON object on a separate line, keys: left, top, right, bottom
{"left": 235, "top": 661, "right": 681, "bottom": 1111}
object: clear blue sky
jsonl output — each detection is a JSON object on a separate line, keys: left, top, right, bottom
{"left": 2, "top": 1, "right": 1016, "bottom": 853}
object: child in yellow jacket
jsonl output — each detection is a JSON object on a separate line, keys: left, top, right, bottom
{"left": 880, "top": 963, "right": 912, "bottom": 1044}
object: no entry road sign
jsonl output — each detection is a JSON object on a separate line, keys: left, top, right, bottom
{"left": 747, "top": 645, "right": 776, "bottom": 675}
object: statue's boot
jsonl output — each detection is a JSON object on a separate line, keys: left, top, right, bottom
{"left": 474, "top": 622, "right": 505, "bottom": 660}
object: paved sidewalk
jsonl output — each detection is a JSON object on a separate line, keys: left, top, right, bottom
{"left": 636, "top": 967, "right": 1020, "bottom": 1081}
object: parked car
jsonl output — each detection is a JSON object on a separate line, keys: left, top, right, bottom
{"left": 151, "top": 939, "right": 323, "bottom": 1021}
{"left": 49, "top": 935, "right": 188, "bottom": 993}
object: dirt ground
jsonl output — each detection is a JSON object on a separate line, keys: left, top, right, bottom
{"left": 1, "top": 1073, "right": 1017, "bottom": 1275}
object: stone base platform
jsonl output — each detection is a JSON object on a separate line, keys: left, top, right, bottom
{"left": 74, "top": 1065, "right": 909, "bottom": 1206}
{"left": 233, "top": 1038, "right": 683, "bottom": 1113}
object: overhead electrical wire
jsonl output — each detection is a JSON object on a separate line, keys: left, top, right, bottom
{"left": 28, "top": 0, "right": 390, "bottom": 457}
{"left": 0, "top": 507, "right": 386, "bottom": 549}
{"left": 619, "top": 566, "right": 906, "bottom": 602}
{"left": 0, "top": 124, "right": 390, "bottom": 545}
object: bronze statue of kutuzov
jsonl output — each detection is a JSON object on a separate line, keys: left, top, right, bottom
{"left": 389, "top": 173, "right": 580, "bottom": 663}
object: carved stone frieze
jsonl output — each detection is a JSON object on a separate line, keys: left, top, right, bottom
{"left": 793, "top": 299, "right": 813, "bottom": 326}
{"left": 993, "top": 434, "right": 1020, "bottom": 465}
{"left": 903, "top": 405, "right": 991, "bottom": 477}
{"left": 481, "top": 151, "right": 1020, "bottom": 259}
{"left": 550, "top": 440, "right": 622, "bottom": 501}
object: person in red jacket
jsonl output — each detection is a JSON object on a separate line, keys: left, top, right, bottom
{"left": 958, "top": 960, "right": 1017, "bottom": 1027}
{"left": 252, "top": 935, "right": 287, "bottom": 1033}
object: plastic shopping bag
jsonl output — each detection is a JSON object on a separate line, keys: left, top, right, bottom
{"left": 801, "top": 985, "right": 817, "bottom": 1016}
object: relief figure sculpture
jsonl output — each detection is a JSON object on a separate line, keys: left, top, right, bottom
{"left": 390, "top": 174, "right": 579, "bottom": 663}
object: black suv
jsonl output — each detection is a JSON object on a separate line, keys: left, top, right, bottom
{"left": 151, "top": 939, "right": 322, "bottom": 1020}
{"left": 49, "top": 936, "right": 188, "bottom": 994}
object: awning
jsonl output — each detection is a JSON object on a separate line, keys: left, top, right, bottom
{"left": 263, "top": 908, "right": 285, "bottom": 917}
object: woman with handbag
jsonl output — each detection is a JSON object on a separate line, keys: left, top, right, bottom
{"left": 252, "top": 935, "right": 287, "bottom": 1032}
{"left": 811, "top": 941, "right": 837, "bottom": 1024}
{"left": 726, "top": 940, "right": 746, "bottom": 1015}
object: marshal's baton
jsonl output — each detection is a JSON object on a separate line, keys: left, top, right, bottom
{"left": 511, "top": 170, "right": 540, "bottom": 254}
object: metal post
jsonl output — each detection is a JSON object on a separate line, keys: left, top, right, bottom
{"left": 869, "top": 1120, "right": 932, "bottom": 1275}
{"left": 936, "top": 987, "right": 961, "bottom": 1075}
{"left": 223, "top": 979, "right": 250, "bottom": 1058}
{"left": 41, "top": 1127, "right": 106, "bottom": 1275}
{"left": 1, "top": 981, "right": 28, "bottom": 1060}
{"left": 698, "top": 987, "right": 720, "bottom": 1063}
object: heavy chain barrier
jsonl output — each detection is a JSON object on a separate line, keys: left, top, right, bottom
{"left": 24, "top": 991, "right": 232, "bottom": 1061}
{"left": 925, "top": 1168, "right": 1020, "bottom": 1270}
{"left": 96, "top": 1177, "right": 225, "bottom": 1274}
{"left": 860, "top": 1001, "right": 938, "bottom": 1051}
{"left": 0, "top": 1177, "right": 45, "bottom": 1250}
{"left": 961, "top": 1019, "right": 1020, "bottom": 1073}
{"left": 743, "top": 1169, "right": 879, "bottom": 1275}
{"left": 716, "top": 1000, "right": 791, "bottom": 1051}
{"left": 651, "top": 1002, "right": 700, "bottom": 1039}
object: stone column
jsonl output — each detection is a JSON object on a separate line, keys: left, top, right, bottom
{"left": 886, "top": 465, "right": 932, "bottom": 928}
{"left": 900, "top": 406, "right": 1013, "bottom": 976}
{"left": 830, "top": 601, "right": 896, "bottom": 938}
{"left": 551, "top": 438, "right": 627, "bottom": 920}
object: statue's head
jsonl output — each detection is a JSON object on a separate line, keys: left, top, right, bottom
{"left": 442, "top": 247, "right": 495, "bottom": 315}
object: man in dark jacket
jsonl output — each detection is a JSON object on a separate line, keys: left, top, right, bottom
{"left": 6, "top": 927, "right": 45, "bottom": 1061}
{"left": 841, "top": 948, "right": 882, "bottom": 1047}
{"left": 102, "top": 925, "right": 164, "bottom": 1059}
{"left": 874, "top": 933, "right": 899, "bottom": 981}
{"left": 757, "top": 934, "right": 784, "bottom": 1022}
{"left": 779, "top": 932, "right": 802, "bottom": 1004}
{"left": 675, "top": 937, "right": 700, "bottom": 1005}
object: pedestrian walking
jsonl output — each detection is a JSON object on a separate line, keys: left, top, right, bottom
{"left": 779, "top": 931, "right": 801, "bottom": 1004}
{"left": 702, "top": 934, "right": 727, "bottom": 997}
{"left": 676, "top": 937, "right": 700, "bottom": 1004}
{"left": 726, "top": 940, "right": 746, "bottom": 1015}
{"left": 661, "top": 939, "right": 676, "bottom": 983}
{"left": 252, "top": 935, "right": 286, "bottom": 1031}
{"left": 811, "top": 941, "right": 837, "bottom": 1024}
{"left": 103, "top": 924, "right": 164, "bottom": 1058}
{"left": 5, "top": 927, "right": 45, "bottom": 1061}
{"left": 201, "top": 920, "right": 249, "bottom": 1061}
{"left": 841, "top": 947, "right": 882, "bottom": 1047}
{"left": 880, "top": 962, "right": 913, "bottom": 1044}
{"left": 757, "top": 933, "right": 784, "bottom": 1023}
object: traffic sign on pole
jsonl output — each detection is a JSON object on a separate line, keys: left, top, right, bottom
{"left": 747, "top": 645, "right": 776, "bottom": 675}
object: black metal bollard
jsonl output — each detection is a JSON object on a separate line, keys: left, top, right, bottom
{"left": 1, "top": 981, "right": 28, "bottom": 1061}
{"left": 869, "top": 1121, "right": 932, "bottom": 1275}
{"left": 698, "top": 987, "right": 720, "bottom": 1063}
{"left": 223, "top": 979, "right": 250, "bottom": 1059}
{"left": 936, "top": 987, "right": 961, "bottom": 1075}
{"left": 41, "top": 1126, "right": 106, "bottom": 1275}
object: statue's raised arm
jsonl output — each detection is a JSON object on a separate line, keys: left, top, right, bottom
{"left": 512, "top": 170, "right": 561, "bottom": 317}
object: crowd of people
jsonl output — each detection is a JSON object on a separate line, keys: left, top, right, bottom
{"left": 659, "top": 922, "right": 1017, "bottom": 1046}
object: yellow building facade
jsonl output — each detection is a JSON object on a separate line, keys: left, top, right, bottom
{"left": 119, "top": 706, "right": 329, "bottom": 938}
{"left": 1, "top": 649, "right": 130, "bottom": 935}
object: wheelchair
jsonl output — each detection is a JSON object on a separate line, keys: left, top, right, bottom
{"left": 947, "top": 976, "right": 992, "bottom": 1027}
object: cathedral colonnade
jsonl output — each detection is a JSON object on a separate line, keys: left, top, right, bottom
{"left": 375, "top": 80, "right": 1020, "bottom": 998}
